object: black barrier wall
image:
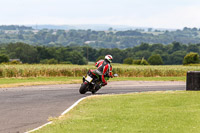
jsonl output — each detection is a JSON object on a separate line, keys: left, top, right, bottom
{"left": 187, "top": 71, "right": 200, "bottom": 90}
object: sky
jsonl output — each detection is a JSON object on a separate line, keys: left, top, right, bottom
{"left": 0, "top": 0, "right": 200, "bottom": 29}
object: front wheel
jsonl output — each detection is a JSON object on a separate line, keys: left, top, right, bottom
{"left": 79, "top": 82, "right": 88, "bottom": 94}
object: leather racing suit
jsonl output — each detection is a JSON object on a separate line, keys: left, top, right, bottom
{"left": 92, "top": 59, "right": 113, "bottom": 86}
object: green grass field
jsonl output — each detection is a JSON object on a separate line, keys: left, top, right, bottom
{"left": 0, "top": 77, "right": 81, "bottom": 88}
{"left": 33, "top": 91, "right": 200, "bottom": 133}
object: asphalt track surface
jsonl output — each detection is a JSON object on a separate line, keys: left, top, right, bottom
{"left": 0, "top": 81, "right": 185, "bottom": 133}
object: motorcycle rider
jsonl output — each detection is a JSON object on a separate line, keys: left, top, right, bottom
{"left": 91, "top": 55, "right": 113, "bottom": 88}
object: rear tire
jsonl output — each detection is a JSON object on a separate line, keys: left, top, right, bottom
{"left": 79, "top": 83, "right": 88, "bottom": 94}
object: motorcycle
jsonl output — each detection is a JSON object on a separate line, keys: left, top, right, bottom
{"left": 79, "top": 70, "right": 118, "bottom": 94}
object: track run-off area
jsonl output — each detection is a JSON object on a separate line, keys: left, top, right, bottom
{"left": 0, "top": 81, "right": 185, "bottom": 133}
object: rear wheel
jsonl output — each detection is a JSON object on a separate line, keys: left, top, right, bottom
{"left": 79, "top": 83, "right": 88, "bottom": 94}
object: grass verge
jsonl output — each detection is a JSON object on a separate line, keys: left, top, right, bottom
{"left": 0, "top": 76, "right": 186, "bottom": 88}
{"left": 0, "top": 77, "right": 81, "bottom": 88}
{"left": 33, "top": 91, "right": 200, "bottom": 133}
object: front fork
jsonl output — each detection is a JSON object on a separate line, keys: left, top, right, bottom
{"left": 82, "top": 76, "right": 86, "bottom": 82}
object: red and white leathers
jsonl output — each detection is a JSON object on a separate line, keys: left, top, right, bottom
{"left": 92, "top": 59, "right": 113, "bottom": 86}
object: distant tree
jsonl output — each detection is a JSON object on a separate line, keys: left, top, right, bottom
{"left": 155, "top": 29, "right": 161, "bottom": 32}
{"left": 161, "top": 53, "right": 170, "bottom": 65}
{"left": 57, "top": 34, "right": 67, "bottom": 44}
{"left": 164, "top": 44, "right": 173, "bottom": 54}
{"left": 138, "top": 43, "right": 150, "bottom": 51}
{"left": 149, "top": 44, "right": 163, "bottom": 52}
{"left": 9, "top": 60, "right": 21, "bottom": 64}
{"left": 96, "top": 56, "right": 105, "bottom": 62}
{"left": 108, "top": 27, "right": 113, "bottom": 31}
{"left": 123, "top": 57, "right": 133, "bottom": 64}
{"left": 169, "top": 51, "right": 187, "bottom": 65}
{"left": 40, "top": 58, "right": 58, "bottom": 64}
{"left": 67, "top": 51, "right": 88, "bottom": 65}
{"left": 152, "top": 49, "right": 163, "bottom": 55}
{"left": 37, "top": 46, "right": 53, "bottom": 60}
{"left": 82, "top": 46, "right": 98, "bottom": 61}
{"left": 133, "top": 60, "right": 141, "bottom": 65}
{"left": 0, "top": 54, "right": 9, "bottom": 63}
{"left": 148, "top": 28, "right": 153, "bottom": 32}
{"left": 183, "top": 27, "right": 190, "bottom": 31}
{"left": 0, "top": 25, "right": 32, "bottom": 30}
{"left": 133, "top": 58, "right": 149, "bottom": 65}
{"left": 135, "top": 50, "right": 151, "bottom": 60}
{"left": 68, "top": 42, "right": 79, "bottom": 47}
{"left": 192, "top": 27, "right": 198, "bottom": 31}
{"left": 6, "top": 42, "right": 38, "bottom": 63}
{"left": 17, "top": 34, "right": 24, "bottom": 39}
{"left": 47, "top": 58, "right": 58, "bottom": 64}
{"left": 148, "top": 54, "right": 163, "bottom": 65}
{"left": 172, "top": 41, "right": 181, "bottom": 52}
{"left": 183, "top": 52, "right": 199, "bottom": 65}
{"left": 109, "top": 48, "right": 125, "bottom": 63}
{"left": 187, "top": 44, "right": 199, "bottom": 53}
{"left": 140, "top": 58, "right": 149, "bottom": 65}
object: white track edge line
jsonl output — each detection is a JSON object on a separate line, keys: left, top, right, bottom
{"left": 25, "top": 121, "right": 52, "bottom": 133}
{"left": 26, "top": 96, "right": 91, "bottom": 133}
{"left": 61, "top": 96, "right": 89, "bottom": 116}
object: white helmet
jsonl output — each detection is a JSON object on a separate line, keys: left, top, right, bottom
{"left": 105, "top": 55, "right": 113, "bottom": 63}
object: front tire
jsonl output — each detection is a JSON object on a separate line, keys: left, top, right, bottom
{"left": 79, "top": 83, "right": 88, "bottom": 94}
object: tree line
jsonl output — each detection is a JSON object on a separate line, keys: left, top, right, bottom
{"left": 1, "top": 26, "right": 200, "bottom": 48}
{"left": 0, "top": 25, "right": 32, "bottom": 30}
{"left": 0, "top": 42, "right": 200, "bottom": 65}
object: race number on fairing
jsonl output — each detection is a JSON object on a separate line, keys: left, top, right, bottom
{"left": 85, "top": 75, "right": 93, "bottom": 82}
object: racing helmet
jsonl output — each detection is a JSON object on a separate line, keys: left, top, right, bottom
{"left": 105, "top": 55, "right": 113, "bottom": 63}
